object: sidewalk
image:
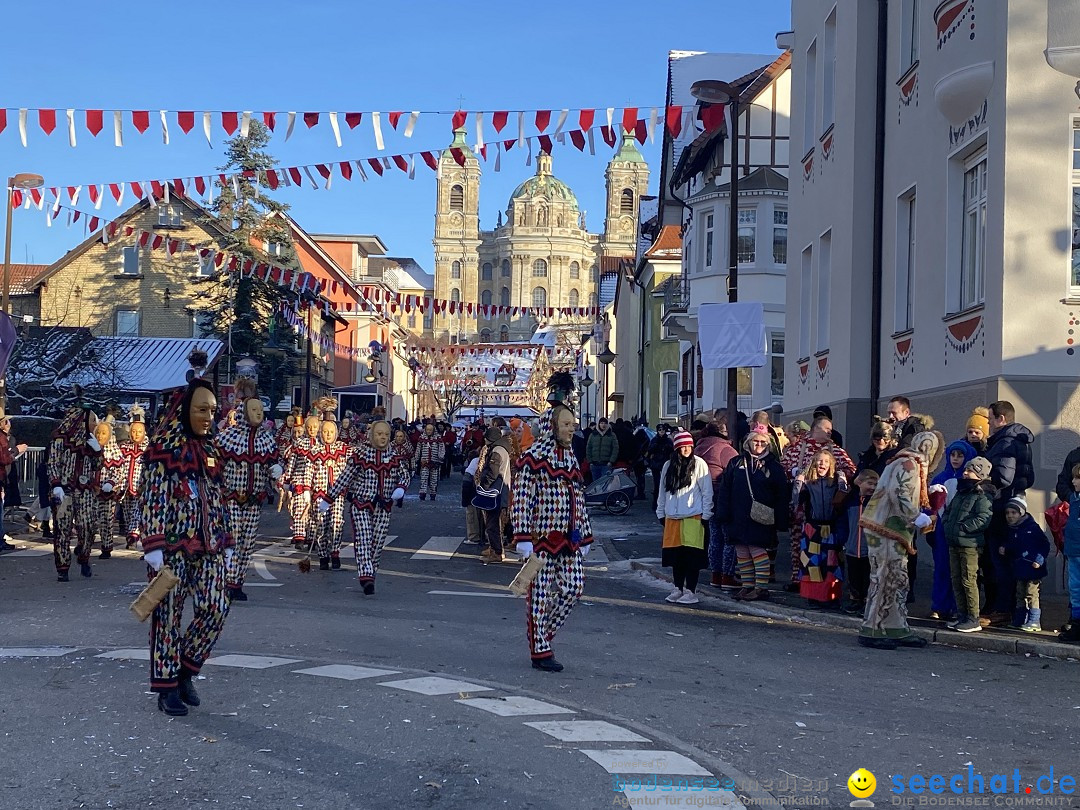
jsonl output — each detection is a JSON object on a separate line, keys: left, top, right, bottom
{"left": 592, "top": 495, "right": 1080, "bottom": 662}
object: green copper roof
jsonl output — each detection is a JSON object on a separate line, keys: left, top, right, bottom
{"left": 508, "top": 154, "right": 579, "bottom": 209}
{"left": 612, "top": 130, "right": 645, "bottom": 163}
{"left": 441, "top": 126, "right": 476, "bottom": 159}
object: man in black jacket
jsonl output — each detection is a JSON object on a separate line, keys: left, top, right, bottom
{"left": 982, "top": 400, "right": 1035, "bottom": 624}
{"left": 644, "top": 424, "right": 674, "bottom": 511}
{"left": 1056, "top": 445, "right": 1080, "bottom": 502}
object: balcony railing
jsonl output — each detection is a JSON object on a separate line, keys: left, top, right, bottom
{"left": 661, "top": 275, "right": 690, "bottom": 321}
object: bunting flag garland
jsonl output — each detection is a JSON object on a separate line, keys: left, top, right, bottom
{"left": 356, "top": 285, "right": 599, "bottom": 321}
{"left": 280, "top": 302, "right": 380, "bottom": 359}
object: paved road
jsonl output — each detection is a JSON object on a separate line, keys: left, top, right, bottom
{"left": 1, "top": 477, "right": 1075, "bottom": 809}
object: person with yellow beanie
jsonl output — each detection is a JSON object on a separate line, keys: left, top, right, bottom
{"left": 965, "top": 407, "right": 990, "bottom": 455}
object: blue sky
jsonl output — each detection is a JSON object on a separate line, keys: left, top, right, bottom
{"left": 3, "top": 0, "right": 790, "bottom": 271}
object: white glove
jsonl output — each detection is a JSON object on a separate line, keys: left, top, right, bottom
{"left": 52, "top": 486, "right": 65, "bottom": 501}
{"left": 516, "top": 542, "right": 534, "bottom": 557}
{"left": 317, "top": 497, "right": 331, "bottom": 513}
{"left": 224, "top": 547, "right": 234, "bottom": 566}
{"left": 391, "top": 487, "right": 405, "bottom": 501}
{"left": 301, "top": 491, "right": 311, "bottom": 504}
{"left": 580, "top": 543, "right": 591, "bottom": 557}
{"left": 928, "top": 484, "right": 946, "bottom": 494}
{"left": 87, "top": 436, "right": 101, "bottom": 452}
{"left": 269, "top": 464, "right": 284, "bottom": 480}
{"left": 144, "top": 550, "right": 164, "bottom": 572}
{"left": 912, "top": 513, "right": 932, "bottom": 530}
{"left": 101, "top": 482, "right": 113, "bottom": 493}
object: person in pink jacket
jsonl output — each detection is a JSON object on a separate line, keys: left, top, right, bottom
{"left": 695, "top": 422, "right": 739, "bottom": 588}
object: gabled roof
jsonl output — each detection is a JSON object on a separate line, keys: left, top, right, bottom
{"left": 65, "top": 337, "right": 225, "bottom": 393}
{"left": 713, "top": 166, "right": 788, "bottom": 194}
{"left": 8, "top": 264, "right": 50, "bottom": 296}
{"left": 643, "top": 225, "right": 683, "bottom": 259}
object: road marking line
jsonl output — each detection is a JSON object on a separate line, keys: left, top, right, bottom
{"left": 241, "top": 582, "right": 283, "bottom": 588}
{"left": 203, "top": 654, "right": 301, "bottom": 669}
{"left": 378, "top": 676, "right": 493, "bottom": 695}
{"left": 409, "top": 535, "right": 465, "bottom": 560}
{"left": 95, "top": 649, "right": 150, "bottom": 661}
{"left": 524, "top": 720, "right": 649, "bottom": 743}
{"left": 456, "top": 696, "right": 576, "bottom": 717}
{"left": 252, "top": 559, "right": 276, "bottom": 580}
{"left": 427, "top": 590, "right": 519, "bottom": 599}
{"left": 0, "top": 647, "right": 81, "bottom": 658}
{"left": 292, "top": 664, "right": 401, "bottom": 680}
{"left": 579, "top": 749, "right": 712, "bottom": 776}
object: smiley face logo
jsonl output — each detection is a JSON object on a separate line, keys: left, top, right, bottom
{"left": 848, "top": 769, "right": 877, "bottom": 798}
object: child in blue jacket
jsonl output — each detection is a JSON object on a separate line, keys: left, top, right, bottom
{"left": 999, "top": 496, "right": 1050, "bottom": 631}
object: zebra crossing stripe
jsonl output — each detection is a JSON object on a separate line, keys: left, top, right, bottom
{"left": 409, "top": 536, "right": 466, "bottom": 560}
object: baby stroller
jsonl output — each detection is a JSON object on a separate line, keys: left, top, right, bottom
{"left": 584, "top": 467, "right": 636, "bottom": 515}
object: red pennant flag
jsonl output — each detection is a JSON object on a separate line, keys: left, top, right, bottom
{"left": 601, "top": 126, "right": 617, "bottom": 147}
{"left": 492, "top": 111, "right": 509, "bottom": 132}
{"left": 635, "top": 119, "right": 647, "bottom": 144}
{"left": 221, "top": 111, "right": 239, "bottom": 135}
{"left": 535, "top": 110, "right": 551, "bottom": 132}
{"left": 88, "top": 216, "right": 99, "bottom": 232}
{"left": 263, "top": 111, "right": 277, "bottom": 130}
{"left": 87, "top": 185, "right": 99, "bottom": 205}
{"left": 503, "top": 139, "right": 515, "bottom": 151}
{"left": 167, "top": 238, "right": 179, "bottom": 256}
{"left": 173, "top": 178, "right": 185, "bottom": 197}
{"left": 700, "top": 104, "right": 724, "bottom": 132}
{"left": 367, "top": 158, "right": 384, "bottom": 176}
{"left": 109, "top": 183, "right": 123, "bottom": 202}
{"left": 65, "top": 186, "right": 77, "bottom": 203}
{"left": 570, "top": 130, "right": 586, "bottom": 151}
{"left": 138, "top": 231, "right": 149, "bottom": 246}
{"left": 267, "top": 170, "right": 280, "bottom": 190}
{"left": 38, "top": 108, "right": 57, "bottom": 135}
{"left": 345, "top": 112, "right": 362, "bottom": 129}
{"left": 622, "top": 107, "right": 638, "bottom": 131}
{"left": 130, "top": 181, "right": 144, "bottom": 198}
{"left": 387, "top": 111, "right": 403, "bottom": 129}
{"left": 86, "top": 109, "right": 104, "bottom": 136}
{"left": 150, "top": 180, "right": 164, "bottom": 199}
{"left": 177, "top": 111, "right": 195, "bottom": 133}
{"left": 392, "top": 154, "right": 408, "bottom": 172}
{"left": 339, "top": 161, "right": 352, "bottom": 181}
{"left": 304, "top": 112, "right": 320, "bottom": 128}
{"left": 538, "top": 135, "right": 552, "bottom": 154}
{"left": 194, "top": 176, "right": 206, "bottom": 196}
{"left": 151, "top": 235, "right": 163, "bottom": 250}
{"left": 316, "top": 164, "right": 332, "bottom": 181}
{"left": 578, "top": 109, "right": 595, "bottom": 131}
{"left": 289, "top": 167, "right": 303, "bottom": 186}
{"left": 451, "top": 110, "right": 466, "bottom": 130}
{"left": 132, "top": 110, "right": 150, "bottom": 133}
{"left": 69, "top": 207, "right": 79, "bottom": 222}
{"left": 665, "top": 105, "right": 683, "bottom": 138}
{"left": 0, "top": 109, "right": 6, "bottom": 135}
{"left": 450, "top": 148, "right": 465, "bottom": 167}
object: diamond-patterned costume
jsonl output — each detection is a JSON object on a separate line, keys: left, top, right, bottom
{"left": 47, "top": 408, "right": 104, "bottom": 577}
{"left": 117, "top": 436, "right": 148, "bottom": 545}
{"left": 285, "top": 435, "right": 320, "bottom": 546}
{"left": 90, "top": 437, "right": 124, "bottom": 556}
{"left": 413, "top": 435, "right": 445, "bottom": 498}
{"left": 301, "top": 440, "right": 351, "bottom": 558}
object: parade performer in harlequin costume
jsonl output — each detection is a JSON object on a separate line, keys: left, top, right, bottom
{"left": 284, "top": 415, "right": 322, "bottom": 547}
{"left": 120, "top": 407, "right": 149, "bottom": 549}
{"left": 48, "top": 400, "right": 104, "bottom": 581}
{"left": 90, "top": 418, "right": 124, "bottom": 560}
{"left": 320, "top": 421, "right": 409, "bottom": 595}
{"left": 303, "top": 415, "right": 350, "bottom": 570}
{"left": 139, "top": 352, "right": 233, "bottom": 716}
{"left": 217, "top": 392, "right": 282, "bottom": 602}
{"left": 276, "top": 406, "right": 303, "bottom": 453}
{"left": 510, "top": 373, "right": 593, "bottom": 672}
{"left": 413, "top": 423, "right": 445, "bottom": 500}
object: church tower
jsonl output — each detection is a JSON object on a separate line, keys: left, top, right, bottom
{"left": 601, "top": 131, "right": 651, "bottom": 258}
{"left": 432, "top": 127, "right": 481, "bottom": 341}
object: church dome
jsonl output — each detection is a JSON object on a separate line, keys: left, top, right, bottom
{"left": 508, "top": 154, "right": 579, "bottom": 211}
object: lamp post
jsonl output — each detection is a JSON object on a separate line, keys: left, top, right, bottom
{"left": 579, "top": 362, "right": 594, "bottom": 426}
{"left": 690, "top": 79, "right": 741, "bottom": 428}
{"left": 3, "top": 173, "right": 44, "bottom": 316}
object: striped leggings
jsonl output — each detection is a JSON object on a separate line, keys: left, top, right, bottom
{"left": 735, "top": 544, "right": 771, "bottom": 588}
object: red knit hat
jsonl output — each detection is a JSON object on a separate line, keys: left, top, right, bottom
{"left": 673, "top": 430, "right": 694, "bottom": 450}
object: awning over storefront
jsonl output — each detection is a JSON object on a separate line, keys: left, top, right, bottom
{"left": 66, "top": 337, "right": 224, "bottom": 393}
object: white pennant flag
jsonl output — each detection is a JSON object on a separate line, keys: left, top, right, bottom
{"left": 147, "top": 185, "right": 157, "bottom": 208}
{"left": 285, "top": 112, "right": 297, "bottom": 141}
{"left": 324, "top": 170, "right": 332, "bottom": 190}
{"left": 648, "top": 107, "right": 658, "bottom": 143}
{"left": 69, "top": 186, "right": 80, "bottom": 206}
{"left": 587, "top": 129, "right": 595, "bottom": 155}
{"left": 526, "top": 139, "right": 533, "bottom": 167}
{"left": 495, "top": 142, "right": 501, "bottom": 172}
{"left": 18, "top": 108, "right": 27, "bottom": 147}
{"left": 517, "top": 111, "right": 525, "bottom": 147}
{"left": 66, "top": 108, "right": 77, "bottom": 147}
{"left": 606, "top": 107, "right": 614, "bottom": 130}
{"left": 202, "top": 112, "right": 212, "bottom": 147}
{"left": 94, "top": 185, "right": 104, "bottom": 210}
{"left": 553, "top": 109, "right": 568, "bottom": 135}
{"left": 163, "top": 182, "right": 170, "bottom": 205}
{"left": 232, "top": 175, "right": 240, "bottom": 199}
{"left": 408, "top": 155, "right": 416, "bottom": 180}
{"left": 473, "top": 111, "right": 484, "bottom": 151}
{"left": 355, "top": 161, "right": 368, "bottom": 181}
{"left": 46, "top": 211, "right": 52, "bottom": 228}
{"left": 372, "top": 111, "right": 385, "bottom": 150}
{"left": 382, "top": 157, "right": 391, "bottom": 170}
{"left": 303, "top": 166, "right": 319, "bottom": 189}
{"left": 113, "top": 110, "right": 123, "bottom": 147}
{"left": 240, "top": 111, "right": 251, "bottom": 138}
{"left": 160, "top": 110, "right": 170, "bottom": 144}
{"left": 403, "top": 111, "right": 419, "bottom": 137}
{"left": 328, "top": 112, "right": 341, "bottom": 147}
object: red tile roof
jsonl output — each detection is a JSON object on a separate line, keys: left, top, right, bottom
{"left": 7, "top": 263, "right": 49, "bottom": 296}
{"left": 643, "top": 225, "right": 683, "bottom": 259}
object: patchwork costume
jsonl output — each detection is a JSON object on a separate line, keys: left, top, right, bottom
{"left": 118, "top": 433, "right": 149, "bottom": 547}
{"left": 47, "top": 407, "right": 104, "bottom": 580}
{"left": 510, "top": 406, "right": 593, "bottom": 668}
{"left": 217, "top": 412, "right": 280, "bottom": 596}
{"left": 413, "top": 432, "right": 445, "bottom": 499}
{"left": 91, "top": 430, "right": 124, "bottom": 557}
{"left": 325, "top": 434, "right": 410, "bottom": 592}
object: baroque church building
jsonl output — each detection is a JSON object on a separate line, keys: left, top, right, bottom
{"left": 432, "top": 129, "right": 649, "bottom": 342}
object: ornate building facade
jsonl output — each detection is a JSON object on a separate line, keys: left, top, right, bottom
{"left": 432, "top": 129, "right": 650, "bottom": 342}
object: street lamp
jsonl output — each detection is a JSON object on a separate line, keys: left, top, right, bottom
{"left": 690, "top": 79, "right": 741, "bottom": 424}
{"left": 596, "top": 344, "right": 615, "bottom": 366}
{"left": 3, "top": 173, "right": 44, "bottom": 316}
{"left": 579, "top": 363, "right": 594, "bottom": 426}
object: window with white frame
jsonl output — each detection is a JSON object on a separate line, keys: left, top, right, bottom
{"left": 264, "top": 241, "right": 283, "bottom": 256}
{"left": 959, "top": 153, "right": 987, "bottom": 310}
{"left": 661, "top": 371, "right": 679, "bottom": 418}
{"left": 533, "top": 259, "right": 548, "bottom": 277}
{"left": 122, "top": 245, "right": 140, "bottom": 275}
{"left": 116, "top": 309, "right": 140, "bottom": 336}
{"left": 570, "top": 261, "right": 580, "bottom": 279}
{"left": 799, "top": 245, "right": 813, "bottom": 357}
{"left": 157, "top": 205, "right": 181, "bottom": 228}
{"left": 1070, "top": 124, "right": 1080, "bottom": 292}
{"left": 822, "top": 9, "right": 836, "bottom": 131}
{"left": 817, "top": 232, "right": 832, "bottom": 352}
{"left": 770, "top": 333, "right": 785, "bottom": 397}
{"left": 773, "top": 209, "right": 788, "bottom": 265}
{"left": 896, "top": 190, "right": 916, "bottom": 331}
{"left": 901, "top": 0, "right": 920, "bottom": 72}
{"left": 197, "top": 252, "right": 215, "bottom": 277}
{"left": 532, "top": 286, "right": 547, "bottom": 310}
{"left": 703, "top": 212, "right": 715, "bottom": 270}
{"left": 804, "top": 39, "right": 818, "bottom": 152}
{"left": 568, "top": 289, "right": 579, "bottom": 308}
{"left": 737, "top": 209, "right": 757, "bottom": 263}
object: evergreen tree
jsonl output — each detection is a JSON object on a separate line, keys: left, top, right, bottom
{"left": 193, "top": 120, "right": 300, "bottom": 411}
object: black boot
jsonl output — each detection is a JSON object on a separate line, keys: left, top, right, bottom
{"left": 79, "top": 562, "right": 92, "bottom": 578}
{"left": 857, "top": 636, "right": 899, "bottom": 650}
{"left": 319, "top": 557, "right": 330, "bottom": 571}
{"left": 99, "top": 550, "right": 111, "bottom": 560}
{"left": 331, "top": 553, "right": 341, "bottom": 570}
{"left": 177, "top": 673, "right": 201, "bottom": 707}
{"left": 531, "top": 656, "right": 564, "bottom": 672}
{"left": 361, "top": 581, "right": 375, "bottom": 595}
{"left": 157, "top": 689, "right": 188, "bottom": 716}
{"left": 57, "top": 570, "right": 69, "bottom": 582}
{"left": 1060, "top": 623, "right": 1080, "bottom": 643}
{"left": 226, "top": 586, "right": 248, "bottom": 602}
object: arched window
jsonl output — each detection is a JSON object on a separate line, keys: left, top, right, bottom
{"left": 500, "top": 286, "right": 510, "bottom": 307}
{"left": 591, "top": 263, "right": 599, "bottom": 282}
{"left": 480, "top": 328, "right": 492, "bottom": 342}
{"left": 589, "top": 292, "right": 598, "bottom": 311}
{"left": 499, "top": 324, "right": 510, "bottom": 342}
{"left": 532, "top": 259, "right": 548, "bottom": 277}
{"left": 449, "top": 184, "right": 464, "bottom": 211}
{"left": 481, "top": 289, "right": 492, "bottom": 307}
{"left": 532, "top": 286, "right": 547, "bottom": 310}
{"left": 501, "top": 258, "right": 511, "bottom": 277}
{"left": 481, "top": 262, "right": 492, "bottom": 280}
{"left": 620, "top": 188, "right": 634, "bottom": 214}
{"left": 451, "top": 288, "right": 461, "bottom": 303}
{"left": 568, "top": 289, "right": 579, "bottom": 308}
{"left": 570, "top": 261, "right": 580, "bottom": 279}
{"left": 451, "top": 260, "right": 461, "bottom": 279}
